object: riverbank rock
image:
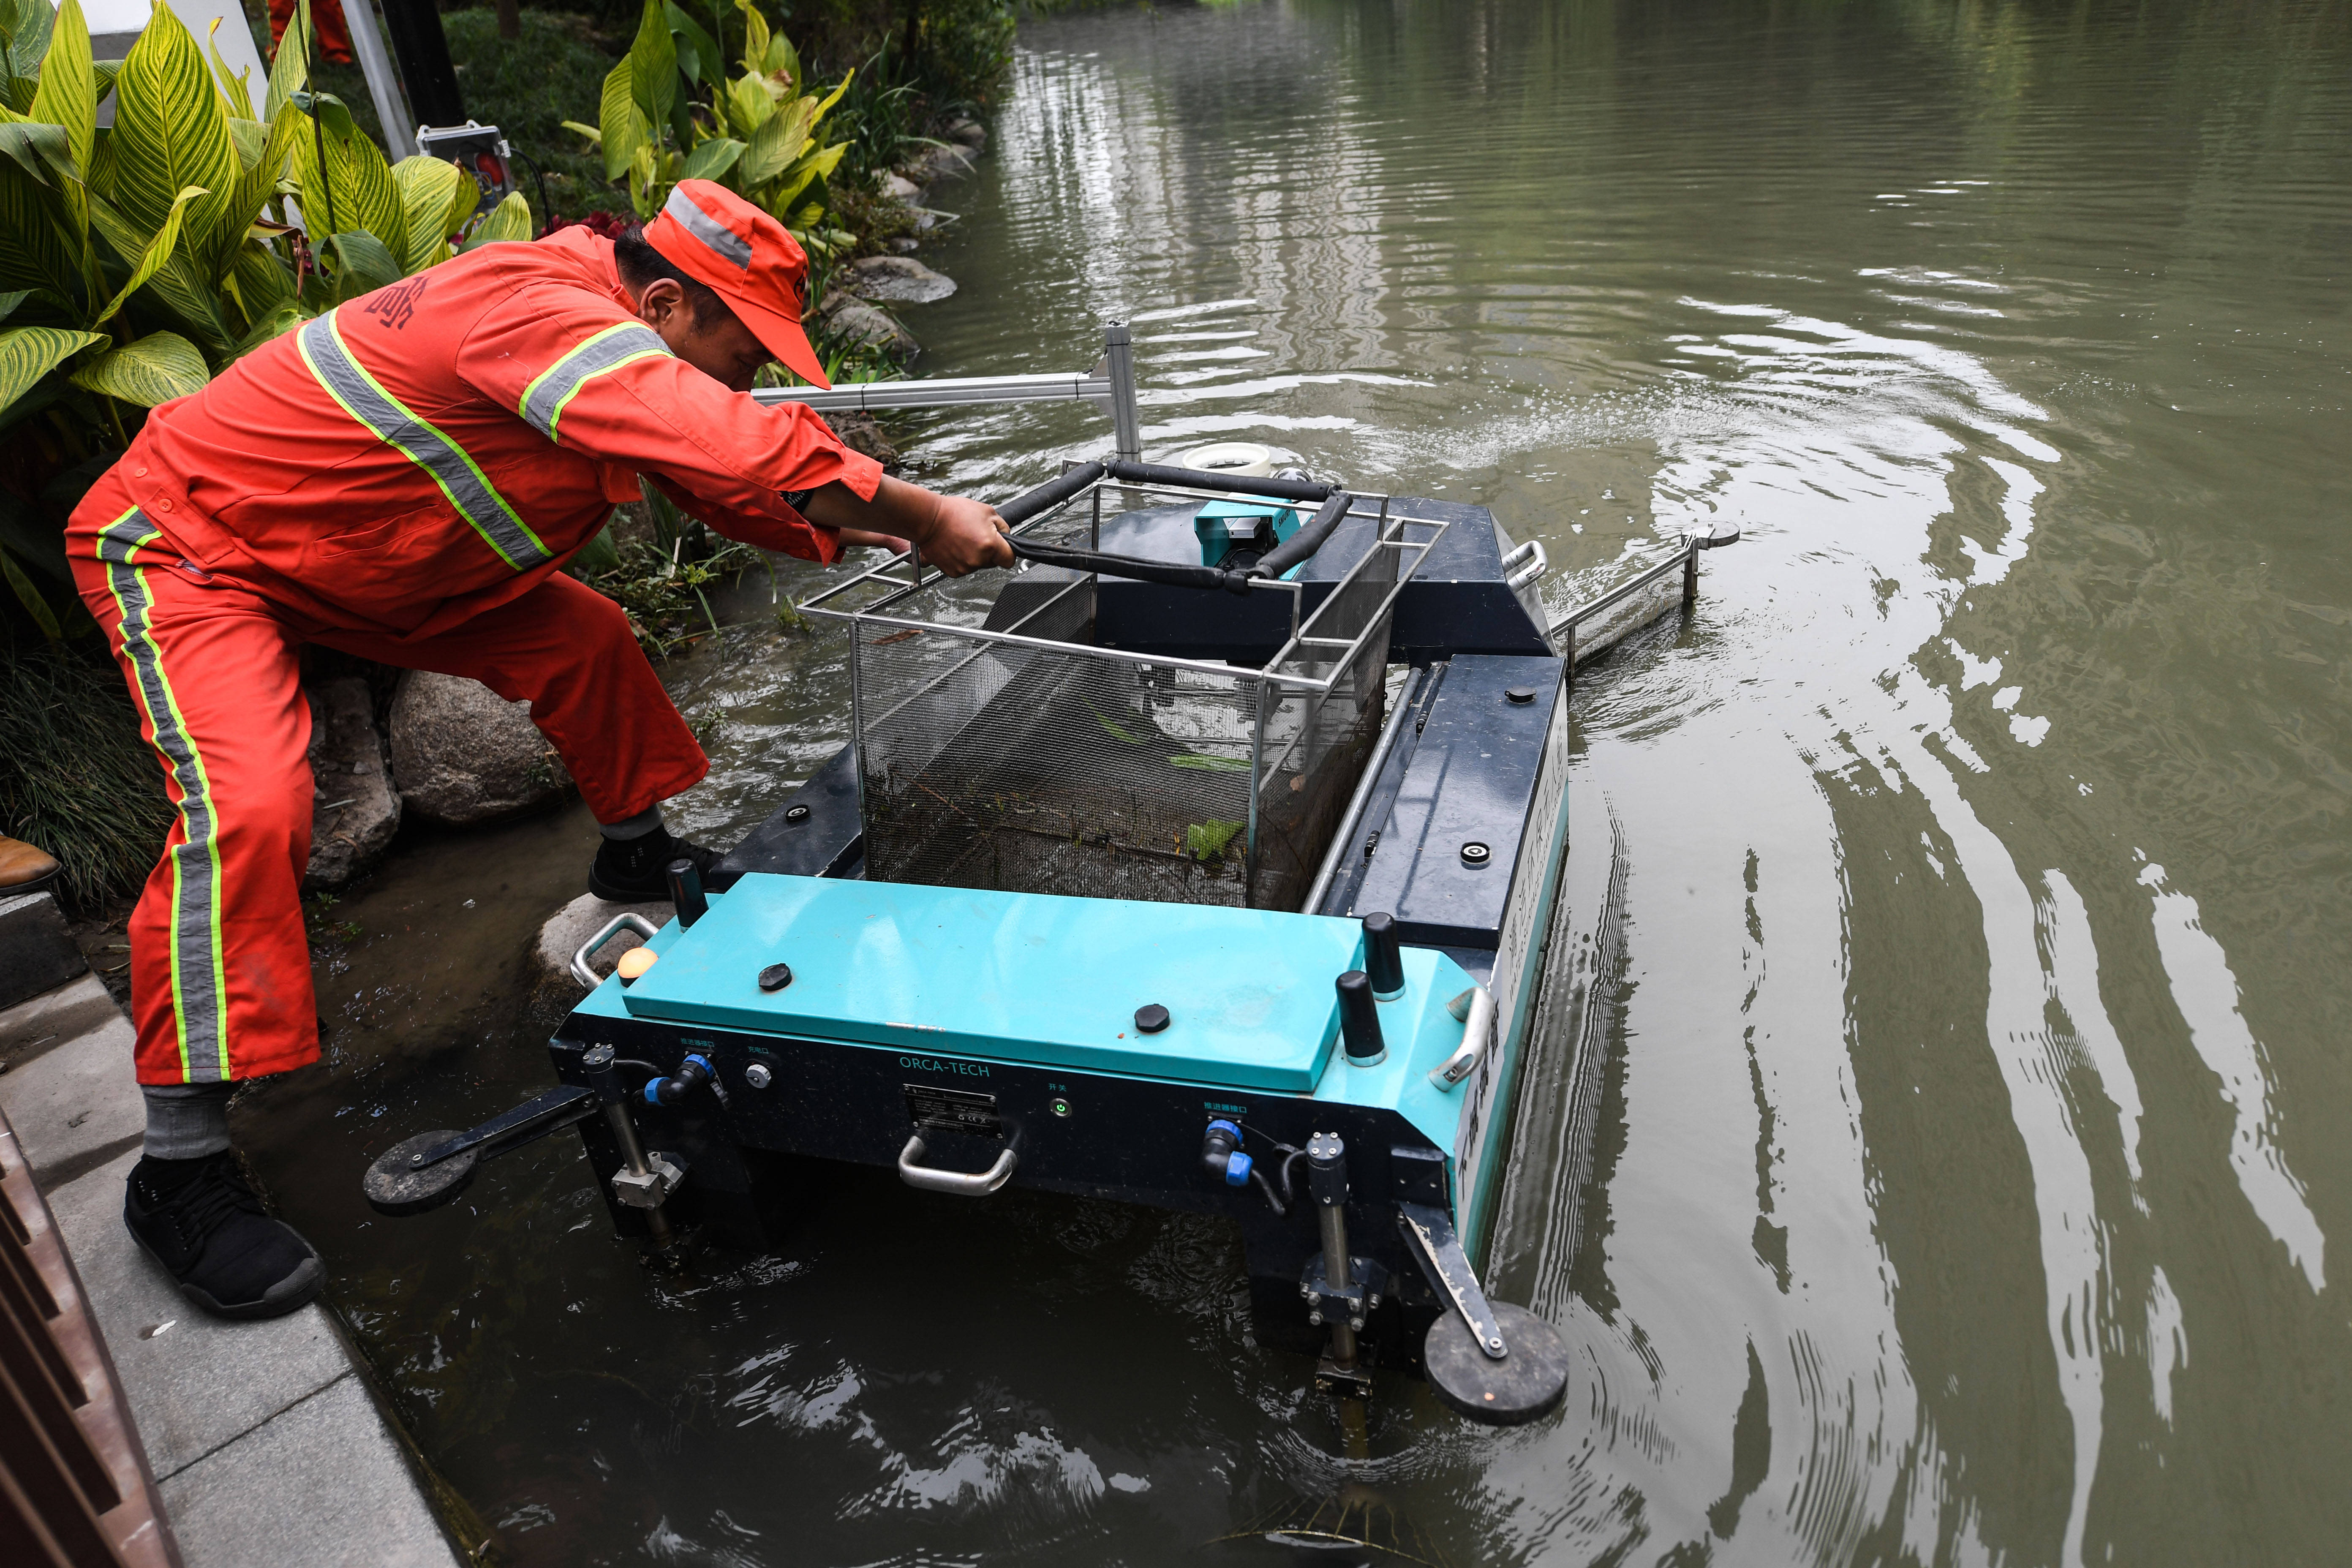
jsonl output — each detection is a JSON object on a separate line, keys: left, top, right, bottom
{"left": 524, "top": 890, "right": 669, "bottom": 1029}
{"left": 901, "top": 142, "right": 975, "bottom": 185}
{"left": 819, "top": 291, "right": 919, "bottom": 360}
{"left": 387, "top": 672, "right": 574, "bottom": 826}
{"left": 846, "top": 255, "right": 957, "bottom": 305}
{"left": 822, "top": 410, "right": 900, "bottom": 467}
{"left": 880, "top": 171, "right": 923, "bottom": 202}
{"left": 944, "top": 118, "right": 985, "bottom": 150}
{"left": 303, "top": 676, "right": 401, "bottom": 890}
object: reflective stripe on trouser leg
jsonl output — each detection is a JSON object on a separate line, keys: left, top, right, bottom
{"left": 94, "top": 510, "right": 230, "bottom": 1083}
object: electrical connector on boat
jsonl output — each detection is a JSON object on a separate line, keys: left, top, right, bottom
{"left": 1200, "top": 1119, "right": 1253, "bottom": 1186}
{"left": 643, "top": 1052, "right": 716, "bottom": 1106}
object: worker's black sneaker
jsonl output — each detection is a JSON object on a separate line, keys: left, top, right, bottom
{"left": 124, "top": 1153, "right": 324, "bottom": 1321}
{"left": 588, "top": 824, "right": 723, "bottom": 903}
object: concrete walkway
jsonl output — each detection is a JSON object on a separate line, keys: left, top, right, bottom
{"left": 0, "top": 969, "right": 467, "bottom": 1568}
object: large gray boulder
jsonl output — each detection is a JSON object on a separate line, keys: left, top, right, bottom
{"left": 819, "top": 291, "right": 919, "bottom": 360}
{"left": 523, "top": 890, "right": 670, "bottom": 1032}
{"left": 901, "top": 142, "right": 975, "bottom": 185}
{"left": 847, "top": 255, "right": 957, "bottom": 305}
{"left": 303, "top": 676, "right": 401, "bottom": 890}
{"left": 387, "top": 672, "right": 574, "bottom": 826}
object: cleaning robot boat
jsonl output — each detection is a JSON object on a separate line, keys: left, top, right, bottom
{"left": 365, "top": 327, "right": 1737, "bottom": 1429}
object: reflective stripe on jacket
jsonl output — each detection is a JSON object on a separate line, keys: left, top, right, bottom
{"left": 82, "top": 227, "right": 881, "bottom": 640}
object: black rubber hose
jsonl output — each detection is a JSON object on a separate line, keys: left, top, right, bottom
{"left": 1006, "top": 536, "right": 1256, "bottom": 595}
{"left": 1103, "top": 459, "right": 1336, "bottom": 504}
{"left": 1251, "top": 1165, "right": 1289, "bottom": 1217}
{"left": 996, "top": 461, "right": 1108, "bottom": 527}
{"left": 1249, "top": 490, "right": 1354, "bottom": 580}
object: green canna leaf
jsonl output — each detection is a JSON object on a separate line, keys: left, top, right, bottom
{"left": 68, "top": 327, "right": 209, "bottom": 405}
{"left": 626, "top": 0, "right": 675, "bottom": 134}
{"left": 225, "top": 298, "right": 302, "bottom": 363}
{"left": 1, "top": 543, "right": 63, "bottom": 640}
{"left": 596, "top": 58, "right": 646, "bottom": 183}
{"left": 0, "top": 161, "right": 82, "bottom": 303}
{"left": 319, "top": 228, "right": 401, "bottom": 302}
{"left": 92, "top": 182, "right": 206, "bottom": 327}
{"left": 460, "top": 189, "right": 533, "bottom": 251}
{"left": 0, "top": 322, "right": 104, "bottom": 417}
{"left": 681, "top": 135, "right": 743, "bottom": 183}
{"left": 294, "top": 94, "right": 403, "bottom": 265}
{"left": 109, "top": 3, "right": 239, "bottom": 282}
{"left": 664, "top": 2, "right": 717, "bottom": 92}
{"left": 205, "top": 16, "right": 256, "bottom": 122}
{"left": 389, "top": 153, "right": 467, "bottom": 272}
{"left": 0, "top": 0, "right": 56, "bottom": 107}
{"left": 263, "top": 3, "right": 305, "bottom": 123}
{"left": 27, "top": 0, "right": 91, "bottom": 206}
{"left": 86, "top": 188, "right": 231, "bottom": 350}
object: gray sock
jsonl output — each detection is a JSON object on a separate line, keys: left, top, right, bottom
{"left": 599, "top": 806, "right": 666, "bottom": 841}
{"left": 142, "top": 1082, "right": 235, "bottom": 1160}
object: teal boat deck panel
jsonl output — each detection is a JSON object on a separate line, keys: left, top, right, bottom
{"left": 615, "top": 875, "right": 1368, "bottom": 1092}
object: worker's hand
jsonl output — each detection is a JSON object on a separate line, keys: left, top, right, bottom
{"left": 914, "top": 493, "right": 1014, "bottom": 576}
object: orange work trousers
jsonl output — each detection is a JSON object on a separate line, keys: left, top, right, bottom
{"left": 72, "top": 507, "right": 707, "bottom": 1086}
{"left": 269, "top": 0, "right": 354, "bottom": 65}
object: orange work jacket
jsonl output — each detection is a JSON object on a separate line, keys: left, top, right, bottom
{"left": 86, "top": 227, "right": 880, "bottom": 640}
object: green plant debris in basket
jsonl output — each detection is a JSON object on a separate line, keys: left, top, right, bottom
{"left": 1184, "top": 819, "right": 1245, "bottom": 861}
{"left": 1082, "top": 697, "right": 1147, "bottom": 745}
{"left": 1168, "top": 754, "right": 1251, "bottom": 771}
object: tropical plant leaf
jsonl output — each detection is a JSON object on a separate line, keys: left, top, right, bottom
{"left": 460, "top": 190, "right": 533, "bottom": 251}
{"left": 0, "top": 162, "right": 83, "bottom": 304}
{"left": 389, "top": 153, "right": 467, "bottom": 272}
{"left": 0, "top": 287, "right": 23, "bottom": 323}
{"left": 0, "top": 543, "right": 63, "bottom": 639}
{"left": 0, "top": 114, "right": 69, "bottom": 185}
{"left": 664, "top": 2, "right": 718, "bottom": 92}
{"left": 294, "top": 95, "right": 403, "bottom": 266}
{"left": 320, "top": 228, "right": 401, "bottom": 302}
{"left": 68, "top": 327, "right": 209, "bottom": 405}
{"left": 0, "top": 0, "right": 56, "bottom": 107}
{"left": 736, "top": 0, "right": 770, "bottom": 81}
{"left": 0, "top": 322, "right": 104, "bottom": 416}
{"left": 596, "top": 58, "right": 647, "bottom": 182}
{"left": 229, "top": 234, "right": 294, "bottom": 316}
{"left": 90, "top": 57, "right": 117, "bottom": 102}
{"left": 224, "top": 103, "right": 303, "bottom": 254}
{"left": 560, "top": 119, "right": 603, "bottom": 150}
{"left": 264, "top": 2, "right": 306, "bottom": 123}
{"left": 739, "top": 95, "right": 814, "bottom": 188}
{"left": 226, "top": 298, "right": 301, "bottom": 361}
{"left": 724, "top": 73, "right": 772, "bottom": 135}
{"left": 27, "top": 0, "right": 92, "bottom": 207}
{"left": 626, "top": 0, "right": 676, "bottom": 133}
{"left": 206, "top": 17, "right": 256, "bottom": 122}
{"left": 682, "top": 136, "right": 743, "bottom": 182}
{"left": 86, "top": 190, "right": 231, "bottom": 350}
{"left": 93, "top": 182, "right": 206, "bottom": 326}
{"left": 109, "top": 3, "right": 240, "bottom": 283}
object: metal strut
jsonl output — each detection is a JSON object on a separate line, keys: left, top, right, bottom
{"left": 1394, "top": 1201, "right": 1508, "bottom": 1361}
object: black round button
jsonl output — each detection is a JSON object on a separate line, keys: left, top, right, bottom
{"left": 784, "top": 804, "right": 811, "bottom": 822}
{"left": 1135, "top": 1003, "right": 1170, "bottom": 1034}
{"left": 1460, "top": 841, "right": 1492, "bottom": 867}
{"left": 1505, "top": 686, "right": 1536, "bottom": 705}
{"left": 758, "top": 962, "right": 793, "bottom": 992}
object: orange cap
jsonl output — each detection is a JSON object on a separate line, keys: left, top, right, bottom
{"left": 642, "top": 180, "right": 830, "bottom": 390}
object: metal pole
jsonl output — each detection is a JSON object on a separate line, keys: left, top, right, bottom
{"left": 1682, "top": 539, "right": 1700, "bottom": 613}
{"left": 338, "top": 0, "right": 418, "bottom": 159}
{"left": 599, "top": 1096, "right": 674, "bottom": 1248}
{"left": 1309, "top": 1132, "right": 1357, "bottom": 1370}
{"left": 1103, "top": 321, "right": 1142, "bottom": 464}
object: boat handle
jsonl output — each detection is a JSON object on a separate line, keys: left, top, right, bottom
{"left": 1429, "top": 984, "right": 1496, "bottom": 1090}
{"left": 571, "top": 913, "right": 661, "bottom": 988}
{"left": 898, "top": 1134, "right": 1018, "bottom": 1196}
{"left": 1503, "top": 540, "right": 1547, "bottom": 592}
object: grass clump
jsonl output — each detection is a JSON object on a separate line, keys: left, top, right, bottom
{"left": 0, "top": 641, "right": 174, "bottom": 911}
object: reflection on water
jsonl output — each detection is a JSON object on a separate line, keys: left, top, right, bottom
{"left": 237, "top": 2, "right": 2351, "bottom": 1563}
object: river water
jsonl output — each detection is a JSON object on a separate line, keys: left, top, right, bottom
{"left": 235, "top": 2, "right": 2350, "bottom": 1563}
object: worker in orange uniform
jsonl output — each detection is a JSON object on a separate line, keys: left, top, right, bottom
{"left": 268, "top": 0, "right": 354, "bottom": 65}
{"left": 68, "top": 182, "right": 1013, "bottom": 1320}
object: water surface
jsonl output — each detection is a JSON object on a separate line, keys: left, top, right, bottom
{"left": 242, "top": 3, "right": 2351, "bottom": 1563}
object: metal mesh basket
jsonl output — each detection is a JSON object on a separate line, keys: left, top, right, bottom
{"left": 831, "top": 486, "right": 1429, "bottom": 911}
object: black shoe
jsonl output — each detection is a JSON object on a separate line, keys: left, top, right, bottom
{"left": 124, "top": 1153, "right": 324, "bottom": 1321}
{"left": 588, "top": 824, "right": 723, "bottom": 903}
